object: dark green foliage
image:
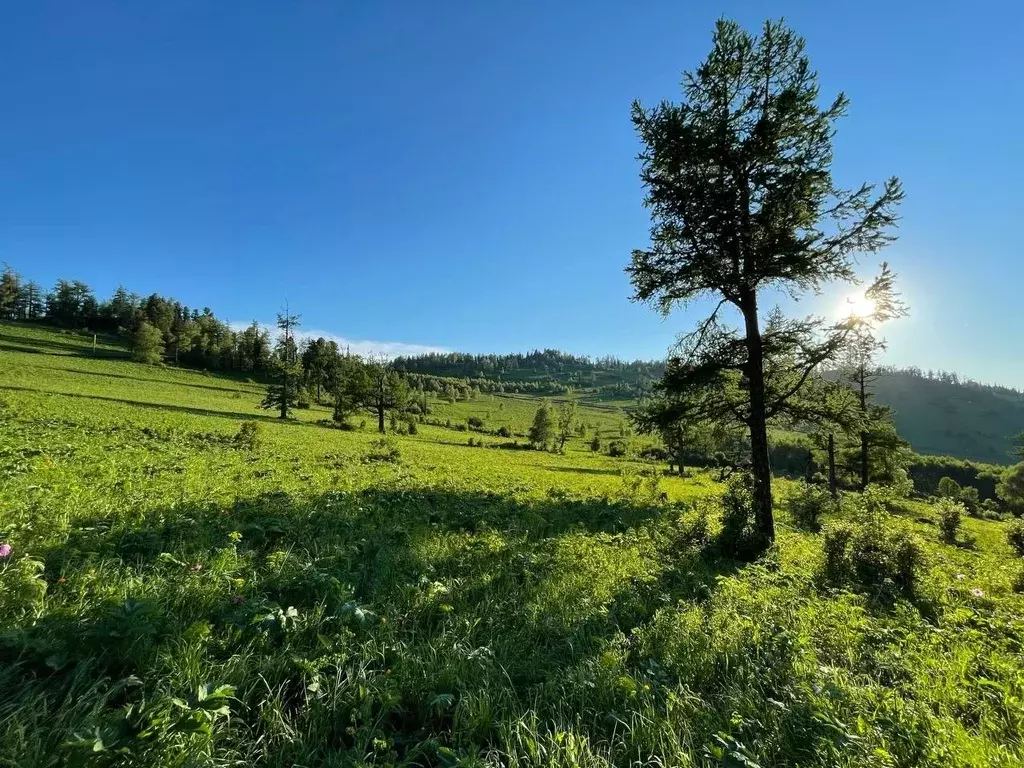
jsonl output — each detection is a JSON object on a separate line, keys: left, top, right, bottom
{"left": 528, "top": 401, "right": 555, "bottom": 449}
{"left": 233, "top": 421, "right": 263, "bottom": 451}
{"left": 997, "top": 462, "right": 1024, "bottom": 514}
{"left": 131, "top": 321, "right": 164, "bottom": 364}
{"left": 936, "top": 498, "right": 964, "bottom": 544}
{"left": 363, "top": 438, "right": 400, "bottom": 463}
{"left": 260, "top": 309, "right": 302, "bottom": 420}
{"left": 787, "top": 481, "right": 836, "bottom": 531}
{"left": 959, "top": 485, "right": 981, "bottom": 516}
{"left": 1006, "top": 519, "right": 1024, "bottom": 557}
{"left": 717, "top": 472, "right": 763, "bottom": 559}
{"left": 908, "top": 455, "right": 1003, "bottom": 500}
{"left": 627, "top": 19, "right": 903, "bottom": 546}
{"left": 822, "top": 514, "right": 924, "bottom": 594}
{"left": 589, "top": 434, "right": 602, "bottom": 452}
{"left": 607, "top": 440, "right": 627, "bottom": 458}
{"left": 937, "top": 476, "right": 962, "bottom": 499}
{"left": 496, "top": 426, "right": 512, "bottom": 438}
{"left": 467, "top": 416, "right": 485, "bottom": 430}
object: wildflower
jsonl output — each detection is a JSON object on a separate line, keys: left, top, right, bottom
{"left": 971, "top": 588, "right": 984, "bottom": 598}
{"left": 57, "top": 576, "right": 66, "bottom": 584}
{"left": 0, "top": 543, "right": 11, "bottom": 559}
{"left": 956, "top": 573, "right": 966, "bottom": 581}
{"left": 231, "top": 595, "right": 245, "bottom": 606}
{"left": 190, "top": 563, "right": 203, "bottom": 572}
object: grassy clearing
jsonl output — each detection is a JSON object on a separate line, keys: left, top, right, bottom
{"left": 1, "top": 323, "right": 1023, "bottom": 767}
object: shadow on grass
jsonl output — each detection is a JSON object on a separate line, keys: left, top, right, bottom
{"left": 37, "top": 365, "right": 262, "bottom": 395}
{"left": 0, "top": 332, "right": 128, "bottom": 358}
{"left": 2, "top": 487, "right": 863, "bottom": 766}
{"left": 0, "top": 384, "right": 304, "bottom": 426}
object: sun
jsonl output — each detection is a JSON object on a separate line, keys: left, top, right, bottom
{"left": 842, "top": 291, "right": 876, "bottom": 319}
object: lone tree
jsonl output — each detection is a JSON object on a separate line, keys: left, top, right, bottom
{"left": 261, "top": 307, "right": 302, "bottom": 419}
{"left": 131, "top": 320, "right": 165, "bottom": 364}
{"left": 628, "top": 19, "right": 904, "bottom": 546}
{"left": 528, "top": 401, "right": 555, "bottom": 450}
{"left": 841, "top": 266, "right": 909, "bottom": 488}
{"left": 336, "top": 356, "right": 409, "bottom": 433}
{"left": 556, "top": 399, "right": 579, "bottom": 452}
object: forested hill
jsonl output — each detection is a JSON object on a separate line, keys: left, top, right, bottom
{"left": 395, "top": 351, "right": 1024, "bottom": 464}
{"left": 871, "top": 368, "right": 1024, "bottom": 464}
{"left": 392, "top": 350, "right": 666, "bottom": 398}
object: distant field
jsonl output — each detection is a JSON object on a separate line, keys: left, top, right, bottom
{"left": 1, "top": 322, "right": 1023, "bottom": 767}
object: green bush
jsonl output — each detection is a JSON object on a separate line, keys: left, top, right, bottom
{"left": 786, "top": 481, "right": 835, "bottom": 531}
{"left": 937, "top": 476, "right": 961, "bottom": 499}
{"left": 717, "top": 471, "right": 762, "bottom": 559}
{"left": 959, "top": 486, "right": 980, "bottom": 516}
{"left": 589, "top": 435, "right": 602, "bottom": 452}
{"left": 234, "top": 421, "right": 263, "bottom": 451}
{"left": 1006, "top": 519, "right": 1024, "bottom": 558}
{"left": 822, "top": 502, "right": 925, "bottom": 594}
{"left": 363, "top": 438, "right": 401, "bottom": 463}
{"left": 496, "top": 426, "right": 512, "bottom": 438}
{"left": 607, "top": 440, "right": 627, "bottom": 458}
{"left": 936, "top": 498, "right": 964, "bottom": 544}
{"left": 467, "top": 416, "right": 485, "bottom": 429}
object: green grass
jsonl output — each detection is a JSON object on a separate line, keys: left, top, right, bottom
{"left": 1, "top": 322, "right": 1023, "bottom": 767}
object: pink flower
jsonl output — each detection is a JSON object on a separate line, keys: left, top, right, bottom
{"left": 971, "top": 588, "right": 984, "bottom": 598}
{"left": 0, "top": 543, "right": 11, "bottom": 559}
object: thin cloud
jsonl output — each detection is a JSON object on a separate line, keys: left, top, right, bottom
{"left": 227, "top": 321, "right": 447, "bottom": 359}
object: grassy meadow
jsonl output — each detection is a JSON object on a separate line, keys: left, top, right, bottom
{"left": 1, "top": 322, "right": 1023, "bottom": 767}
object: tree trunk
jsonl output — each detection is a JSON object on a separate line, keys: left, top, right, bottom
{"left": 858, "top": 372, "right": 869, "bottom": 489}
{"left": 377, "top": 402, "right": 386, "bottom": 434}
{"left": 741, "top": 292, "right": 774, "bottom": 545}
{"left": 280, "top": 369, "right": 288, "bottom": 419}
{"left": 828, "top": 432, "right": 838, "bottom": 499}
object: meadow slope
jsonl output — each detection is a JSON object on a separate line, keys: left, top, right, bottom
{"left": 1, "top": 324, "right": 1023, "bottom": 767}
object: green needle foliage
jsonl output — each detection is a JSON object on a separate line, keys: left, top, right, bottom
{"left": 628, "top": 19, "right": 904, "bottom": 547}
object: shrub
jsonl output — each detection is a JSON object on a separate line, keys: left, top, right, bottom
{"left": 787, "top": 481, "right": 835, "bottom": 531}
{"left": 717, "top": 472, "right": 763, "bottom": 559}
{"left": 1006, "top": 519, "right": 1024, "bottom": 558}
{"left": 590, "top": 435, "right": 602, "bottom": 452}
{"left": 467, "top": 416, "right": 485, "bottom": 430}
{"left": 467, "top": 437, "right": 476, "bottom": 447}
{"left": 959, "top": 486, "right": 980, "bottom": 517}
{"left": 822, "top": 515, "right": 924, "bottom": 594}
{"left": 1013, "top": 567, "right": 1024, "bottom": 594}
{"left": 364, "top": 438, "right": 400, "bottom": 463}
{"left": 406, "top": 418, "right": 418, "bottom": 436}
{"left": 496, "top": 426, "right": 512, "bottom": 438}
{"left": 937, "top": 476, "right": 962, "bottom": 499}
{"left": 936, "top": 498, "right": 964, "bottom": 544}
{"left": 234, "top": 421, "right": 263, "bottom": 451}
{"left": 607, "top": 441, "right": 627, "bottom": 458}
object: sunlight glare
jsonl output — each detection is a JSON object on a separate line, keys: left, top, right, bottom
{"left": 842, "top": 291, "right": 876, "bottom": 319}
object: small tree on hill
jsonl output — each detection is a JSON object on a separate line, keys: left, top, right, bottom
{"left": 529, "top": 401, "right": 555, "bottom": 450}
{"left": 627, "top": 19, "right": 904, "bottom": 548}
{"left": 937, "top": 476, "right": 962, "bottom": 499}
{"left": 997, "top": 463, "right": 1024, "bottom": 515}
{"left": 261, "top": 307, "right": 302, "bottom": 419}
{"left": 131, "top": 320, "right": 164, "bottom": 364}
{"left": 336, "top": 356, "right": 409, "bottom": 434}
{"left": 556, "top": 399, "right": 578, "bottom": 452}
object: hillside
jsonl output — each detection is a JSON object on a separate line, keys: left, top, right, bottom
{"left": 396, "top": 350, "right": 1024, "bottom": 464}
{"left": 2, "top": 322, "right": 1024, "bottom": 767}
{"left": 873, "top": 370, "right": 1024, "bottom": 464}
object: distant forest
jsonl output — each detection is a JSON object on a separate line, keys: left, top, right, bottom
{"left": 3, "top": 263, "right": 1022, "bottom": 463}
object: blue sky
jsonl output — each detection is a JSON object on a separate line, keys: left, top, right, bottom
{"left": 2, "top": 2, "right": 1021, "bottom": 383}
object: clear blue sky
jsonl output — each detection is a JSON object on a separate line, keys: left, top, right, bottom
{"left": 2, "top": 2, "right": 1021, "bottom": 383}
